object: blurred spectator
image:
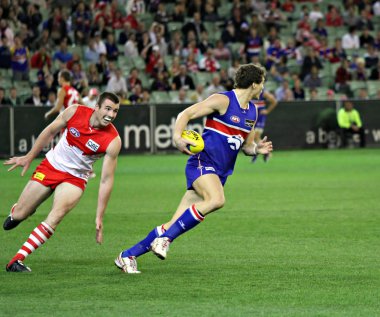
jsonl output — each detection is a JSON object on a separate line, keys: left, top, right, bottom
{"left": 221, "top": 21, "right": 236, "bottom": 45}
{"left": 357, "top": 88, "right": 369, "bottom": 100}
{"left": 335, "top": 58, "right": 352, "bottom": 93}
{"left": 46, "top": 7, "right": 68, "bottom": 45}
{"left": 154, "top": 3, "right": 170, "bottom": 26}
{"left": 106, "top": 67, "right": 127, "bottom": 96}
{"left": 313, "top": 18, "right": 328, "bottom": 38}
{"left": 203, "top": 2, "right": 219, "bottom": 22}
{"left": 374, "top": 1, "right": 380, "bottom": 15}
{"left": 30, "top": 46, "right": 51, "bottom": 70}
{"left": 10, "top": 35, "right": 29, "bottom": 81}
{"left": 125, "top": 6, "right": 140, "bottom": 31}
{"left": 105, "top": 33, "right": 119, "bottom": 61}
{"left": 150, "top": 72, "right": 170, "bottom": 91}
{"left": 17, "top": 4, "right": 42, "bottom": 43}
{"left": 329, "top": 38, "right": 347, "bottom": 64}
{"left": 32, "top": 29, "right": 54, "bottom": 53}
{"left": 205, "top": 75, "right": 224, "bottom": 95}
{"left": 369, "top": 59, "right": 380, "bottom": 80}
{"left": 309, "top": 3, "right": 324, "bottom": 23}
{"left": 94, "top": 2, "right": 112, "bottom": 27}
{"left": 228, "top": 59, "right": 241, "bottom": 80}
{"left": 72, "top": 1, "right": 92, "bottom": 45}
{"left": 128, "top": 84, "right": 143, "bottom": 104}
{"left": 112, "top": 10, "right": 127, "bottom": 30}
{"left": 173, "top": 87, "right": 190, "bottom": 104}
{"left": 303, "top": 66, "right": 322, "bottom": 89}
{"left": 356, "top": 9, "right": 374, "bottom": 31}
{"left": 364, "top": 44, "right": 379, "bottom": 68}
{"left": 199, "top": 30, "right": 214, "bottom": 55}
{"left": 338, "top": 99, "right": 366, "bottom": 148}
{"left": 219, "top": 69, "right": 234, "bottom": 90}
{"left": 118, "top": 22, "right": 133, "bottom": 45}
{"left": 352, "top": 57, "right": 367, "bottom": 81}
{"left": 169, "top": 56, "right": 181, "bottom": 77}
{"left": 85, "top": 37, "right": 100, "bottom": 64}
{"left": 94, "top": 31, "right": 107, "bottom": 55}
{"left": 326, "top": 89, "right": 335, "bottom": 101}
{"left": 24, "top": 85, "right": 43, "bottom": 106}
{"left": 96, "top": 53, "right": 109, "bottom": 85}
{"left": 343, "top": 5, "right": 360, "bottom": 28}
{"left": 189, "top": 84, "right": 205, "bottom": 103}
{"left": 53, "top": 38, "right": 73, "bottom": 64}
{"left": 360, "top": 28, "right": 375, "bottom": 48}
{"left": 168, "top": 31, "right": 184, "bottom": 57}
{"left": 152, "top": 57, "right": 168, "bottom": 80}
{"left": 4, "top": 87, "right": 22, "bottom": 106}
{"left": 141, "top": 88, "right": 151, "bottom": 103}
{"left": 0, "top": 19, "right": 14, "bottom": 46}
{"left": 282, "top": 0, "right": 295, "bottom": 13}
{"left": 326, "top": 5, "right": 343, "bottom": 27}
{"left": 265, "top": 38, "right": 283, "bottom": 70}
{"left": 71, "top": 61, "right": 88, "bottom": 93}
{"left": 213, "top": 40, "right": 231, "bottom": 61}
{"left": 182, "top": 12, "right": 206, "bottom": 42}
{"left": 171, "top": 2, "right": 185, "bottom": 22}
{"left": 138, "top": 31, "right": 153, "bottom": 55}
{"left": 124, "top": 32, "right": 139, "bottom": 57}
{"left": 145, "top": 45, "right": 161, "bottom": 75}
{"left": 300, "top": 48, "right": 323, "bottom": 80}
{"left": 0, "top": 36, "right": 11, "bottom": 69}
{"left": 292, "top": 78, "right": 305, "bottom": 100}
{"left": 182, "top": 38, "right": 201, "bottom": 61}
{"left": 245, "top": 27, "right": 263, "bottom": 60}
{"left": 45, "top": 90, "right": 56, "bottom": 107}
{"left": 309, "top": 88, "right": 319, "bottom": 101}
{"left": 127, "top": 67, "right": 142, "bottom": 91}
{"left": 199, "top": 48, "right": 221, "bottom": 73}
{"left": 87, "top": 63, "right": 103, "bottom": 86}
{"left": 275, "top": 80, "right": 294, "bottom": 101}
{"left": 186, "top": 52, "right": 199, "bottom": 73}
{"left": 172, "top": 64, "right": 195, "bottom": 91}
{"left": 126, "top": 0, "right": 145, "bottom": 15}
{"left": 342, "top": 26, "right": 360, "bottom": 49}
{"left": 82, "top": 88, "right": 99, "bottom": 108}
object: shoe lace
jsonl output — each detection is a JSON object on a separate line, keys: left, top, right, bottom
{"left": 128, "top": 257, "right": 138, "bottom": 271}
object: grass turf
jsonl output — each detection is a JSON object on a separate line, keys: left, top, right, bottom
{"left": 0, "top": 149, "right": 379, "bottom": 317}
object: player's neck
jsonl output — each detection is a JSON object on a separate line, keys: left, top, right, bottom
{"left": 233, "top": 89, "right": 252, "bottom": 109}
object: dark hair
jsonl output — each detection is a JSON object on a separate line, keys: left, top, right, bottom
{"left": 234, "top": 63, "right": 266, "bottom": 89}
{"left": 97, "top": 91, "right": 120, "bottom": 107}
{"left": 59, "top": 69, "right": 72, "bottom": 82}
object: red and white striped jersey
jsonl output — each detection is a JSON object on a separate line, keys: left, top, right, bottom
{"left": 62, "top": 84, "right": 80, "bottom": 109}
{"left": 46, "top": 106, "right": 119, "bottom": 180}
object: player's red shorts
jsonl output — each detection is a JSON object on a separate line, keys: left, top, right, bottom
{"left": 31, "top": 158, "right": 87, "bottom": 191}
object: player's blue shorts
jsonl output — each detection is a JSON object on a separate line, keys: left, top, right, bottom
{"left": 185, "top": 155, "right": 227, "bottom": 190}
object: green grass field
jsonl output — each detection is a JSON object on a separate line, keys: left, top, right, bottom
{"left": 1, "top": 149, "right": 379, "bottom": 317}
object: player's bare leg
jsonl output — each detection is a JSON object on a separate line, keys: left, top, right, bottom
{"left": 6, "top": 183, "right": 83, "bottom": 272}
{"left": 151, "top": 174, "right": 225, "bottom": 259}
{"left": 3, "top": 181, "right": 52, "bottom": 230}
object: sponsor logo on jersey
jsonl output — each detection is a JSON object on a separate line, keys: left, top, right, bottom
{"left": 205, "top": 166, "right": 216, "bottom": 172}
{"left": 69, "top": 127, "right": 80, "bottom": 137}
{"left": 86, "top": 139, "right": 100, "bottom": 152}
{"left": 245, "top": 119, "right": 255, "bottom": 127}
{"left": 33, "top": 172, "right": 45, "bottom": 181}
{"left": 230, "top": 115, "right": 240, "bottom": 123}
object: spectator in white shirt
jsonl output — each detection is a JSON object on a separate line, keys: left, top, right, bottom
{"left": 204, "top": 75, "right": 224, "bottom": 96}
{"left": 82, "top": 88, "right": 99, "bottom": 108}
{"left": 309, "top": 3, "right": 324, "bottom": 23}
{"left": 342, "top": 26, "right": 360, "bottom": 49}
{"left": 94, "top": 31, "right": 107, "bottom": 55}
{"left": 106, "top": 68, "right": 128, "bottom": 97}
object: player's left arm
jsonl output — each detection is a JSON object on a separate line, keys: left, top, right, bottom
{"left": 95, "top": 136, "right": 122, "bottom": 244}
{"left": 261, "top": 90, "right": 278, "bottom": 115}
{"left": 242, "top": 129, "right": 273, "bottom": 156}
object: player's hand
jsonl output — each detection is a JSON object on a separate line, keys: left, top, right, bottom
{"left": 257, "top": 136, "right": 273, "bottom": 155}
{"left": 173, "top": 135, "right": 196, "bottom": 156}
{"left": 4, "top": 155, "right": 32, "bottom": 176}
{"left": 95, "top": 218, "right": 103, "bottom": 244}
{"left": 44, "top": 112, "right": 50, "bottom": 120}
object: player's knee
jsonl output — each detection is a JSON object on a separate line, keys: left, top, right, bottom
{"left": 209, "top": 195, "right": 225, "bottom": 211}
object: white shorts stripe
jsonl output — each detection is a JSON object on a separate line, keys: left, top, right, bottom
{"left": 24, "top": 241, "right": 36, "bottom": 252}
{"left": 35, "top": 228, "right": 48, "bottom": 242}
{"left": 29, "top": 234, "right": 42, "bottom": 246}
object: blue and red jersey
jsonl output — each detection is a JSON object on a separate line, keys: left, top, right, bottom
{"left": 188, "top": 90, "right": 257, "bottom": 177}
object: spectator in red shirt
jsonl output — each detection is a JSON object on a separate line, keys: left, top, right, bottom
{"left": 125, "top": 6, "right": 140, "bottom": 30}
{"left": 198, "top": 48, "right": 221, "bottom": 73}
{"left": 30, "top": 46, "right": 51, "bottom": 70}
{"left": 326, "top": 5, "right": 343, "bottom": 27}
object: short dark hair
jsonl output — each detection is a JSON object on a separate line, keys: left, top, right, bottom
{"left": 234, "top": 63, "right": 266, "bottom": 89}
{"left": 59, "top": 69, "right": 72, "bottom": 82}
{"left": 97, "top": 91, "right": 120, "bottom": 107}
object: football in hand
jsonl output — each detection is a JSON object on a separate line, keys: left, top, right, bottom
{"left": 181, "top": 130, "right": 204, "bottom": 154}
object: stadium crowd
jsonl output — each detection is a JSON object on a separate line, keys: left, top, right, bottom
{"left": 0, "top": 0, "right": 380, "bottom": 107}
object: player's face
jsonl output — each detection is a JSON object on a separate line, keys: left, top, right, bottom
{"left": 96, "top": 99, "right": 119, "bottom": 127}
{"left": 251, "top": 77, "right": 265, "bottom": 99}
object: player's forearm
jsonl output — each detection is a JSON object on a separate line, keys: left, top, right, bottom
{"left": 96, "top": 178, "right": 114, "bottom": 221}
{"left": 242, "top": 142, "right": 258, "bottom": 156}
{"left": 173, "top": 110, "right": 191, "bottom": 139}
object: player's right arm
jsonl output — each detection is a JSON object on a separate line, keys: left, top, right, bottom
{"left": 4, "top": 105, "right": 78, "bottom": 176}
{"left": 173, "top": 93, "right": 229, "bottom": 154}
{"left": 44, "top": 87, "right": 65, "bottom": 120}
{"left": 262, "top": 90, "right": 278, "bottom": 115}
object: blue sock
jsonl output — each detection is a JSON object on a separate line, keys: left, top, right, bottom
{"left": 162, "top": 205, "right": 204, "bottom": 241}
{"left": 122, "top": 225, "right": 165, "bottom": 258}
